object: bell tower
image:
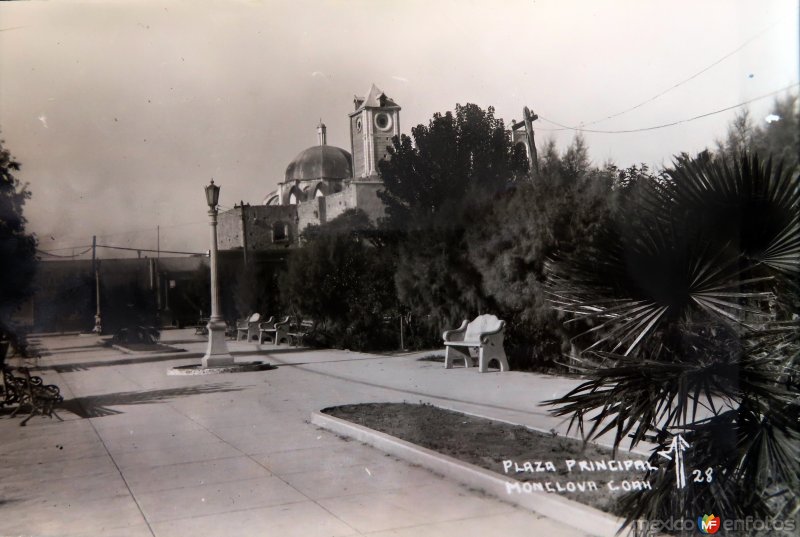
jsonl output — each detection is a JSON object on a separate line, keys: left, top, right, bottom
{"left": 349, "top": 84, "right": 401, "bottom": 180}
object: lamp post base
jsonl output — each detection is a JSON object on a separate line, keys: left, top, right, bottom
{"left": 202, "top": 320, "right": 233, "bottom": 368}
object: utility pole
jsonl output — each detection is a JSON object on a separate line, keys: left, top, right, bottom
{"left": 240, "top": 201, "right": 249, "bottom": 267}
{"left": 93, "top": 260, "right": 102, "bottom": 334}
{"left": 511, "top": 106, "right": 540, "bottom": 177}
{"left": 155, "top": 226, "right": 162, "bottom": 312}
{"left": 91, "top": 235, "right": 101, "bottom": 333}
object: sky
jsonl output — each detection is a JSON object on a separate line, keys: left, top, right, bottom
{"left": 0, "top": 0, "right": 798, "bottom": 257}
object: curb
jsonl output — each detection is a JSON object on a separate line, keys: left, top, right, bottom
{"left": 311, "top": 410, "right": 625, "bottom": 537}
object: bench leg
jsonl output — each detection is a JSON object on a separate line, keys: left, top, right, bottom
{"left": 19, "top": 404, "right": 42, "bottom": 426}
{"left": 9, "top": 401, "right": 24, "bottom": 418}
{"left": 276, "top": 330, "right": 287, "bottom": 346}
{"left": 478, "top": 346, "right": 510, "bottom": 373}
{"left": 444, "top": 346, "right": 470, "bottom": 369}
{"left": 19, "top": 400, "right": 62, "bottom": 426}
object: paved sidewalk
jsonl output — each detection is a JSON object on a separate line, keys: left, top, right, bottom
{"left": 0, "top": 330, "right": 599, "bottom": 537}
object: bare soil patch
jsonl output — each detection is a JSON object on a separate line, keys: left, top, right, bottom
{"left": 324, "top": 402, "right": 652, "bottom": 514}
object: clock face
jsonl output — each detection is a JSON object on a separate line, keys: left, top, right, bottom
{"left": 374, "top": 112, "right": 392, "bottom": 131}
{"left": 355, "top": 117, "right": 363, "bottom": 133}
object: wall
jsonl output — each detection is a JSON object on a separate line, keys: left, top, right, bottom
{"left": 351, "top": 113, "right": 365, "bottom": 178}
{"left": 297, "top": 197, "right": 323, "bottom": 233}
{"left": 324, "top": 187, "right": 357, "bottom": 223}
{"left": 353, "top": 182, "right": 386, "bottom": 224}
{"left": 242, "top": 205, "right": 299, "bottom": 251}
{"left": 217, "top": 208, "right": 244, "bottom": 251}
{"left": 31, "top": 257, "right": 208, "bottom": 332}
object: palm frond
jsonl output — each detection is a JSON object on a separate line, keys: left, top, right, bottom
{"left": 547, "top": 151, "right": 798, "bottom": 356}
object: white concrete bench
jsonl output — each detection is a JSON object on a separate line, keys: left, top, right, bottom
{"left": 236, "top": 313, "right": 262, "bottom": 341}
{"left": 258, "top": 316, "right": 290, "bottom": 345}
{"left": 442, "top": 314, "right": 510, "bottom": 372}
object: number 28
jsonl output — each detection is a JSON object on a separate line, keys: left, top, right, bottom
{"left": 692, "top": 468, "right": 714, "bottom": 483}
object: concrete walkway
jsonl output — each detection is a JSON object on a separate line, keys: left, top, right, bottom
{"left": 0, "top": 330, "right": 599, "bottom": 537}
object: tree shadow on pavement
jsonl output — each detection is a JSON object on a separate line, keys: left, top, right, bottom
{"left": 59, "top": 383, "right": 248, "bottom": 419}
{"left": 35, "top": 348, "right": 291, "bottom": 373}
{"left": 36, "top": 343, "right": 106, "bottom": 354}
{"left": 33, "top": 353, "right": 206, "bottom": 373}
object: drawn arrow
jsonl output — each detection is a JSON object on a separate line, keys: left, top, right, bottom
{"left": 657, "top": 434, "right": 691, "bottom": 489}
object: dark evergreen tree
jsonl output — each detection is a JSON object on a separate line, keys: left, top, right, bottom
{"left": 377, "top": 104, "right": 527, "bottom": 339}
{"left": 715, "top": 93, "right": 799, "bottom": 168}
{"left": 466, "top": 135, "right": 620, "bottom": 370}
{"left": 280, "top": 210, "right": 398, "bottom": 351}
{"left": 0, "top": 139, "right": 37, "bottom": 354}
{"left": 377, "top": 103, "right": 528, "bottom": 232}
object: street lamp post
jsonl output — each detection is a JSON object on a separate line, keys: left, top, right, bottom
{"left": 202, "top": 179, "right": 234, "bottom": 367}
{"left": 93, "top": 261, "right": 102, "bottom": 334}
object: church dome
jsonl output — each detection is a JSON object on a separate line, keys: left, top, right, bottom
{"left": 285, "top": 145, "right": 352, "bottom": 182}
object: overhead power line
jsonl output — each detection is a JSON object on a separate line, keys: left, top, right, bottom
{"left": 38, "top": 243, "right": 204, "bottom": 258}
{"left": 37, "top": 244, "right": 92, "bottom": 253}
{"left": 49, "top": 219, "right": 208, "bottom": 244}
{"left": 95, "top": 244, "right": 205, "bottom": 256}
{"left": 37, "top": 247, "right": 93, "bottom": 258}
{"left": 582, "top": 20, "right": 780, "bottom": 127}
{"left": 539, "top": 83, "right": 799, "bottom": 134}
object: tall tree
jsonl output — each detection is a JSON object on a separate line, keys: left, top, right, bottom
{"left": 280, "top": 210, "right": 398, "bottom": 351}
{"left": 377, "top": 103, "right": 528, "bottom": 232}
{"left": 716, "top": 93, "right": 799, "bottom": 168}
{"left": 377, "top": 104, "right": 528, "bottom": 336}
{"left": 0, "top": 139, "right": 37, "bottom": 352}
{"left": 751, "top": 94, "right": 799, "bottom": 168}
{"left": 466, "top": 134, "right": 620, "bottom": 370}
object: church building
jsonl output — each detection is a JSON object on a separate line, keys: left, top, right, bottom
{"left": 217, "top": 84, "right": 400, "bottom": 253}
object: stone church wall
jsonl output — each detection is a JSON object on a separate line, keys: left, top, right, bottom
{"left": 324, "top": 187, "right": 357, "bottom": 223}
{"left": 218, "top": 205, "right": 304, "bottom": 252}
{"left": 353, "top": 182, "right": 386, "bottom": 224}
{"left": 243, "top": 205, "right": 298, "bottom": 251}
{"left": 217, "top": 208, "right": 244, "bottom": 251}
{"left": 297, "top": 197, "right": 323, "bottom": 232}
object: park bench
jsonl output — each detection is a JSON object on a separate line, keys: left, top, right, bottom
{"left": 287, "top": 319, "right": 316, "bottom": 347}
{"left": 258, "top": 316, "right": 290, "bottom": 345}
{"left": 1, "top": 365, "right": 23, "bottom": 408}
{"left": 194, "top": 317, "right": 210, "bottom": 336}
{"left": 442, "top": 314, "right": 510, "bottom": 373}
{"left": 7, "top": 367, "right": 63, "bottom": 426}
{"left": 236, "top": 313, "right": 261, "bottom": 341}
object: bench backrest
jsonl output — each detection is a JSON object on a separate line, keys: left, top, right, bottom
{"left": 464, "top": 314, "right": 504, "bottom": 341}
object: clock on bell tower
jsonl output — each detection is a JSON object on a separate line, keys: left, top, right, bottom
{"left": 349, "top": 84, "right": 401, "bottom": 180}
